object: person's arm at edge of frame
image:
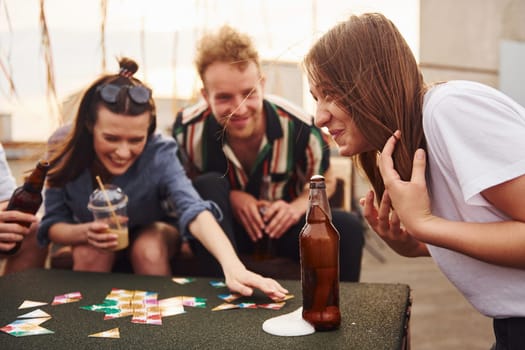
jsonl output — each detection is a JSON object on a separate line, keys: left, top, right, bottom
{"left": 187, "top": 210, "right": 288, "bottom": 299}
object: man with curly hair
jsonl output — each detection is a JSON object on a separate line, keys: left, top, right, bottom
{"left": 173, "top": 25, "right": 364, "bottom": 281}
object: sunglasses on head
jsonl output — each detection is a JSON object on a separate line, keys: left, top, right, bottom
{"left": 96, "top": 83, "right": 152, "bottom": 104}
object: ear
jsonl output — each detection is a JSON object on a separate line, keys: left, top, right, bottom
{"left": 200, "top": 87, "right": 209, "bottom": 103}
{"left": 260, "top": 74, "right": 266, "bottom": 89}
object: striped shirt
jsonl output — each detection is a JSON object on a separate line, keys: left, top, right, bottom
{"left": 173, "top": 95, "right": 330, "bottom": 201}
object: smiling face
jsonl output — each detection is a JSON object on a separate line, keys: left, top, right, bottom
{"left": 201, "top": 61, "right": 265, "bottom": 141}
{"left": 92, "top": 105, "right": 150, "bottom": 176}
{"left": 308, "top": 81, "right": 372, "bottom": 157}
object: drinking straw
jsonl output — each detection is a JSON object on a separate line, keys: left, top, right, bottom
{"left": 95, "top": 176, "right": 122, "bottom": 231}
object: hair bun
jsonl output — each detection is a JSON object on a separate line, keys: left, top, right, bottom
{"left": 118, "top": 57, "right": 139, "bottom": 77}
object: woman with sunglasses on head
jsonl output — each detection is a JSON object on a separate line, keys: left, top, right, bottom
{"left": 304, "top": 13, "right": 525, "bottom": 349}
{"left": 38, "top": 57, "right": 287, "bottom": 299}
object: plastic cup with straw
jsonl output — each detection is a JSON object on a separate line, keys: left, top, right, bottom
{"left": 87, "top": 176, "right": 129, "bottom": 250}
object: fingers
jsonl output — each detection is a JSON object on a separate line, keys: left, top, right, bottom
{"left": 0, "top": 222, "right": 32, "bottom": 237}
{"left": 379, "top": 130, "right": 401, "bottom": 182}
{"left": 239, "top": 213, "right": 260, "bottom": 242}
{"left": 390, "top": 210, "right": 402, "bottom": 236}
{"left": 0, "top": 241, "right": 17, "bottom": 252}
{"left": 0, "top": 210, "right": 38, "bottom": 226}
{"left": 87, "top": 232, "right": 118, "bottom": 249}
{"left": 381, "top": 130, "right": 400, "bottom": 158}
{"left": 410, "top": 148, "right": 427, "bottom": 185}
{"left": 263, "top": 278, "right": 289, "bottom": 300}
{"left": 238, "top": 202, "right": 264, "bottom": 242}
{"left": 377, "top": 190, "right": 392, "bottom": 234}
{"left": 223, "top": 263, "right": 289, "bottom": 299}
{"left": 87, "top": 222, "right": 118, "bottom": 249}
{"left": 361, "top": 190, "right": 378, "bottom": 228}
{"left": 228, "top": 274, "right": 288, "bottom": 299}
{"left": 0, "top": 232, "right": 24, "bottom": 244}
{"left": 228, "top": 280, "right": 254, "bottom": 297}
{"left": 264, "top": 201, "right": 299, "bottom": 238}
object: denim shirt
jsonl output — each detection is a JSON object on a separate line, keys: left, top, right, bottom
{"left": 37, "top": 134, "right": 221, "bottom": 246}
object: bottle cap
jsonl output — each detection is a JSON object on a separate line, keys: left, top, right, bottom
{"left": 309, "top": 175, "right": 325, "bottom": 188}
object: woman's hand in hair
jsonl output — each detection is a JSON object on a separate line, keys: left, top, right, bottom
{"left": 377, "top": 130, "right": 436, "bottom": 249}
{"left": 361, "top": 190, "right": 429, "bottom": 257}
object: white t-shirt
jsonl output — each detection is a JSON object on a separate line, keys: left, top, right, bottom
{"left": 423, "top": 80, "right": 525, "bottom": 318}
{"left": 0, "top": 143, "right": 16, "bottom": 201}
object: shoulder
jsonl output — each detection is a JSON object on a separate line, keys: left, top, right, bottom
{"left": 425, "top": 80, "right": 521, "bottom": 114}
{"left": 177, "top": 98, "right": 210, "bottom": 125}
{"left": 424, "top": 80, "right": 525, "bottom": 129}
{"left": 142, "top": 134, "right": 178, "bottom": 159}
{"left": 265, "top": 94, "right": 314, "bottom": 126}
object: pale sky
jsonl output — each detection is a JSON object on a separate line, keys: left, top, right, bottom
{"left": 0, "top": 0, "right": 419, "bottom": 141}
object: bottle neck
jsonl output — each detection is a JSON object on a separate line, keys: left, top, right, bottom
{"left": 24, "top": 161, "right": 50, "bottom": 193}
{"left": 307, "top": 186, "right": 332, "bottom": 220}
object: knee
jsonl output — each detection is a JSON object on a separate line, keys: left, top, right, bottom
{"left": 73, "top": 245, "right": 113, "bottom": 272}
{"left": 131, "top": 234, "right": 169, "bottom": 266}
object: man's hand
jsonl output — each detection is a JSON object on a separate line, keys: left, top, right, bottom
{"left": 0, "top": 210, "right": 38, "bottom": 252}
{"left": 230, "top": 190, "right": 265, "bottom": 242}
{"left": 263, "top": 200, "right": 302, "bottom": 239}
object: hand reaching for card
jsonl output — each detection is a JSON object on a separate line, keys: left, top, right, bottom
{"left": 222, "top": 264, "right": 288, "bottom": 300}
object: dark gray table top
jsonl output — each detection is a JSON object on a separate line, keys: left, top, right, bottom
{"left": 0, "top": 268, "right": 410, "bottom": 350}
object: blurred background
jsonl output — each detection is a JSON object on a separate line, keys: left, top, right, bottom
{"left": 2, "top": 0, "right": 522, "bottom": 143}
{"left": 1, "top": 1, "right": 524, "bottom": 349}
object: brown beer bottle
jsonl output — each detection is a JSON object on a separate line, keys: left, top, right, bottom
{"left": 2, "top": 160, "right": 50, "bottom": 255}
{"left": 300, "top": 175, "right": 341, "bottom": 331}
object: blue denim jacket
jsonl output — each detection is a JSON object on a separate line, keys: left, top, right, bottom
{"left": 37, "top": 134, "right": 221, "bottom": 246}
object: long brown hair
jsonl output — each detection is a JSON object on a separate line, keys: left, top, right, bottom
{"left": 304, "top": 13, "right": 427, "bottom": 202}
{"left": 47, "top": 57, "right": 156, "bottom": 187}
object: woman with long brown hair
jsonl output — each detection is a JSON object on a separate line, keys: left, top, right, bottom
{"left": 38, "top": 57, "right": 287, "bottom": 299}
{"left": 304, "top": 13, "right": 525, "bottom": 348}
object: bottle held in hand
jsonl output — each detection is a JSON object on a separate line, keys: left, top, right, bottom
{"left": 2, "top": 160, "right": 50, "bottom": 255}
{"left": 254, "top": 174, "right": 274, "bottom": 260}
{"left": 300, "top": 175, "right": 341, "bottom": 331}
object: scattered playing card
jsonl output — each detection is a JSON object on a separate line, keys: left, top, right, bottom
{"left": 172, "top": 277, "right": 196, "bottom": 285}
{"left": 180, "top": 296, "right": 207, "bottom": 308}
{"left": 51, "top": 291, "right": 82, "bottom": 305}
{"left": 17, "top": 309, "right": 51, "bottom": 319}
{"left": 209, "top": 281, "right": 226, "bottom": 288}
{"left": 1, "top": 317, "right": 53, "bottom": 337}
{"left": 88, "top": 327, "right": 120, "bottom": 338}
{"left": 211, "top": 303, "right": 240, "bottom": 311}
{"left": 217, "top": 293, "right": 241, "bottom": 303}
{"left": 237, "top": 303, "right": 257, "bottom": 309}
{"left": 273, "top": 294, "right": 295, "bottom": 302}
{"left": 160, "top": 304, "right": 185, "bottom": 317}
{"left": 18, "top": 300, "right": 48, "bottom": 309}
{"left": 258, "top": 302, "right": 286, "bottom": 310}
